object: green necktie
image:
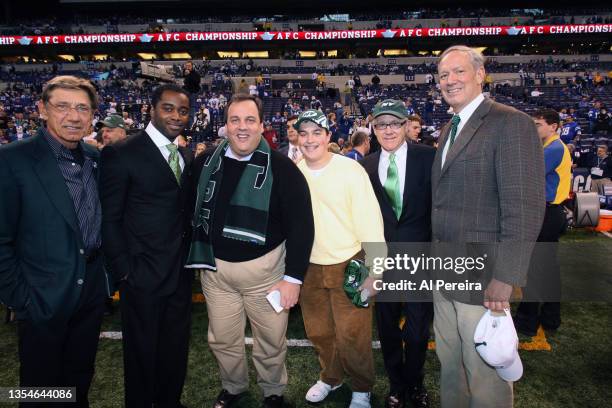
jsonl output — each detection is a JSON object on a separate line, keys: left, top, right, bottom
{"left": 448, "top": 114, "right": 461, "bottom": 148}
{"left": 166, "top": 143, "right": 182, "bottom": 184}
{"left": 384, "top": 153, "right": 402, "bottom": 220}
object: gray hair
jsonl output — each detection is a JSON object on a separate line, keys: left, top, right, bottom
{"left": 438, "top": 45, "right": 486, "bottom": 71}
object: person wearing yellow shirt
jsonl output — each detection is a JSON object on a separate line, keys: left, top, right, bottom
{"left": 515, "top": 109, "right": 571, "bottom": 336}
{"left": 295, "top": 110, "right": 385, "bottom": 408}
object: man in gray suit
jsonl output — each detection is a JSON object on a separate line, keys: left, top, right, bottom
{"left": 431, "top": 45, "right": 545, "bottom": 407}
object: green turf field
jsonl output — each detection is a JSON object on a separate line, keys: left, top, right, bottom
{"left": 1, "top": 230, "right": 610, "bottom": 407}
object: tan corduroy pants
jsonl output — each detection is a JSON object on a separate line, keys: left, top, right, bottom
{"left": 300, "top": 254, "right": 375, "bottom": 392}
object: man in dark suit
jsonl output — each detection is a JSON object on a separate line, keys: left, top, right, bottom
{"left": 277, "top": 115, "right": 302, "bottom": 163}
{"left": 100, "top": 84, "right": 194, "bottom": 408}
{"left": 0, "top": 75, "right": 106, "bottom": 407}
{"left": 432, "top": 46, "right": 544, "bottom": 407}
{"left": 361, "top": 99, "right": 435, "bottom": 408}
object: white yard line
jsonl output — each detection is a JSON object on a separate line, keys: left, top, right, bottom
{"left": 99, "top": 331, "right": 381, "bottom": 348}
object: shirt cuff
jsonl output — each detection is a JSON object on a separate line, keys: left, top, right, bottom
{"left": 283, "top": 275, "right": 302, "bottom": 285}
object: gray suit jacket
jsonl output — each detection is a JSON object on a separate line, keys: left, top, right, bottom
{"left": 431, "top": 98, "right": 545, "bottom": 304}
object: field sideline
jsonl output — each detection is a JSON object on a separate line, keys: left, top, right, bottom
{"left": 0, "top": 230, "right": 610, "bottom": 407}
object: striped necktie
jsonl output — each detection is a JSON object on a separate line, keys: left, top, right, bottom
{"left": 448, "top": 114, "right": 461, "bottom": 148}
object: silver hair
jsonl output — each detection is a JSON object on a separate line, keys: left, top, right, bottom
{"left": 438, "top": 45, "right": 486, "bottom": 71}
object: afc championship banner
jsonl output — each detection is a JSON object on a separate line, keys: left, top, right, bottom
{"left": 1, "top": 24, "right": 611, "bottom": 47}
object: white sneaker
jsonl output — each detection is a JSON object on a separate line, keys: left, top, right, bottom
{"left": 305, "top": 380, "right": 342, "bottom": 403}
{"left": 349, "top": 391, "right": 371, "bottom": 408}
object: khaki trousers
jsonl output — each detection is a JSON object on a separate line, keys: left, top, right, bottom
{"left": 300, "top": 256, "right": 374, "bottom": 392}
{"left": 433, "top": 290, "right": 513, "bottom": 408}
{"left": 201, "top": 244, "right": 288, "bottom": 397}
{"left": 590, "top": 177, "right": 612, "bottom": 194}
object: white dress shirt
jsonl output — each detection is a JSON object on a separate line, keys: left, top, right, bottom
{"left": 145, "top": 122, "right": 185, "bottom": 171}
{"left": 224, "top": 144, "right": 302, "bottom": 285}
{"left": 287, "top": 143, "right": 302, "bottom": 161}
{"left": 378, "top": 141, "right": 408, "bottom": 207}
{"left": 441, "top": 93, "right": 485, "bottom": 167}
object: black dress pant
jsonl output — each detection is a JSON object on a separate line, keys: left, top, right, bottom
{"left": 375, "top": 301, "right": 433, "bottom": 396}
{"left": 119, "top": 270, "right": 192, "bottom": 408}
{"left": 18, "top": 259, "right": 106, "bottom": 408}
{"left": 516, "top": 204, "right": 566, "bottom": 331}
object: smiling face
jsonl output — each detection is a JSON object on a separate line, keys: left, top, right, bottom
{"left": 226, "top": 99, "right": 263, "bottom": 157}
{"left": 150, "top": 90, "right": 190, "bottom": 141}
{"left": 373, "top": 114, "right": 407, "bottom": 153}
{"left": 37, "top": 88, "right": 94, "bottom": 149}
{"left": 297, "top": 121, "right": 331, "bottom": 169}
{"left": 438, "top": 50, "right": 485, "bottom": 114}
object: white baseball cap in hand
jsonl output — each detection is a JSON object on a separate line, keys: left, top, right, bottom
{"left": 473, "top": 309, "right": 523, "bottom": 382}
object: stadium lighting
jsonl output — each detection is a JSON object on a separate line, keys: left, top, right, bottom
{"left": 298, "top": 51, "right": 317, "bottom": 58}
{"left": 217, "top": 51, "right": 240, "bottom": 58}
{"left": 379, "top": 49, "right": 408, "bottom": 56}
{"left": 92, "top": 54, "right": 108, "bottom": 61}
{"left": 58, "top": 54, "right": 75, "bottom": 61}
{"left": 137, "top": 53, "right": 158, "bottom": 60}
{"left": 162, "top": 53, "right": 192, "bottom": 59}
{"left": 242, "top": 51, "right": 269, "bottom": 58}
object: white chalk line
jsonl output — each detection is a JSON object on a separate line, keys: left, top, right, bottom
{"left": 99, "top": 332, "right": 382, "bottom": 348}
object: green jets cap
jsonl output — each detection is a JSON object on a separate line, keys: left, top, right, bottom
{"left": 343, "top": 259, "right": 370, "bottom": 308}
{"left": 293, "top": 109, "right": 330, "bottom": 131}
{"left": 372, "top": 99, "right": 407, "bottom": 119}
{"left": 100, "top": 114, "right": 126, "bottom": 129}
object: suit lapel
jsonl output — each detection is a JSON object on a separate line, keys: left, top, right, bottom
{"left": 141, "top": 132, "right": 183, "bottom": 187}
{"left": 31, "top": 134, "right": 80, "bottom": 233}
{"left": 178, "top": 146, "right": 193, "bottom": 187}
{"left": 365, "top": 151, "right": 401, "bottom": 226}
{"left": 400, "top": 145, "right": 419, "bottom": 220}
{"left": 432, "top": 122, "right": 450, "bottom": 184}
{"left": 440, "top": 98, "right": 492, "bottom": 177}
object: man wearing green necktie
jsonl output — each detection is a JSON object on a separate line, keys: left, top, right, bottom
{"left": 100, "top": 84, "right": 194, "bottom": 407}
{"left": 361, "top": 99, "right": 436, "bottom": 408}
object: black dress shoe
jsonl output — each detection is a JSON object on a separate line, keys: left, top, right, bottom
{"left": 384, "top": 393, "right": 404, "bottom": 408}
{"left": 213, "top": 389, "right": 244, "bottom": 408}
{"left": 104, "top": 297, "right": 114, "bottom": 316}
{"left": 408, "top": 385, "right": 429, "bottom": 408}
{"left": 262, "top": 394, "right": 284, "bottom": 408}
{"left": 514, "top": 319, "right": 538, "bottom": 337}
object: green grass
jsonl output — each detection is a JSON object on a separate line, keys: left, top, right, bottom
{"left": 0, "top": 230, "right": 610, "bottom": 407}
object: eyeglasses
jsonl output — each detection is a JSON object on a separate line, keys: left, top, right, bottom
{"left": 373, "top": 121, "right": 406, "bottom": 130}
{"left": 46, "top": 101, "right": 93, "bottom": 115}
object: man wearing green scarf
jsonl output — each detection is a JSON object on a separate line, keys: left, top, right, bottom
{"left": 186, "top": 94, "right": 314, "bottom": 408}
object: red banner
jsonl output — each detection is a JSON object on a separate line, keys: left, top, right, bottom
{"left": 0, "top": 24, "right": 610, "bottom": 47}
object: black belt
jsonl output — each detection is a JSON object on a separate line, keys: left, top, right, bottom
{"left": 86, "top": 248, "right": 101, "bottom": 264}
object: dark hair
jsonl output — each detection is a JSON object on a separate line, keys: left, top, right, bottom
{"left": 42, "top": 75, "right": 98, "bottom": 110}
{"left": 286, "top": 115, "right": 299, "bottom": 122}
{"left": 224, "top": 93, "right": 263, "bottom": 123}
{"left": 533, "top": 109, "right": 560, "bottom": 126}
{"left": 351, "top": 131, "right": 369, "bottom": 147}
{"left": 151, "top": 84, "right": 191, "bottom": 108}
{"left": 407, "top": 114, "right": 424, "bottom": 126}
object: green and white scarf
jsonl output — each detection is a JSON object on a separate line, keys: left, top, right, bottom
{"left": 185, "top": 138, "right": 273, "bottom": 270}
